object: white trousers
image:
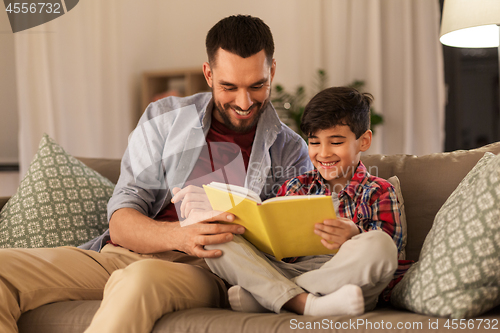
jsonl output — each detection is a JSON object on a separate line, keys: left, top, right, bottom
{"left": 206, "top": 230, "right": 398, "bottom": 313}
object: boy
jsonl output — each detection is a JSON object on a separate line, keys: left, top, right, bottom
{"left": 205, "top": 87, "right": 403, "bottom": 316}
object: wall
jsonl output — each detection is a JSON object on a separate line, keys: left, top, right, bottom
{"left": 5, "top": 0, "right": 445, "bottom": 172}
{"left": 141, "top": 1, "right": 323, "bottom": 106}
{"left": 0, "top": 2, "right": 332, "bottom": 165}
{"left": 11, "top": 0, "right": 324, "bottom": 167}
{"left": 0, "top": 10, "right": 19, "bottom": 164}
{"left": 460, "top": 50, "right": 499, "bottom": 149}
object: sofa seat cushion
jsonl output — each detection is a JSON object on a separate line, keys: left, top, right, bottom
{"left": 18, "top": 301, "right": 500, "bottom": 333}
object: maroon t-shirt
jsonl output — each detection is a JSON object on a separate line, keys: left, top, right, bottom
{"left": 155, "top": 116, "right": 256, "bottom": 221}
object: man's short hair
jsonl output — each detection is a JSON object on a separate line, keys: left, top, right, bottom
{"left": 300, "top": 87, "right": 373, "bottom": 139}
{"left": 206, "top": 15, "right": 274, "bottom": 66}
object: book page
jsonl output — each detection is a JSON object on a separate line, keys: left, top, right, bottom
{"left": 205, "top": 182, "right": 262, "bottom": 203}
{"left": 263, "top": 195, "right": 328, "bottom": 204}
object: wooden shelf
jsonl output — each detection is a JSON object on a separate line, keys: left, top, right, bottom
{"left": 140, "top": 67, "right": 210, "bottom": 119}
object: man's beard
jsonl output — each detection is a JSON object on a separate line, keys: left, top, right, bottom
{"left": 213, "top": 98, "right": 268, "bottom": 134}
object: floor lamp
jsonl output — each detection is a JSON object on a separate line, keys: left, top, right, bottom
{"left": 440, "top": 0, "right": 500, "bottom": 144}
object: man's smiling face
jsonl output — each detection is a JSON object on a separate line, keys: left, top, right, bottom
{"left": 203, "top": 48, "right": 276, "bottom": 133}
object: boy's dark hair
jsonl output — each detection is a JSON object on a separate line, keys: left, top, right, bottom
{"left": 300, "top": 87, "right": 373, "bottom": 139}
{"left": 206, "top": 15, "right": 274, "bottom": 66}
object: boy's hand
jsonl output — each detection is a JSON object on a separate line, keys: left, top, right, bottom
{"left": 314, "top": 218, "right": 360, "bottom": 250}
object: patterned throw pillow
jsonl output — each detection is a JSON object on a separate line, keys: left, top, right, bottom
{"left": 391, "top": 152, "right": 500, "bottom": 318}
{"left": 0, "top": 134, "right": 114, "bottom": 248}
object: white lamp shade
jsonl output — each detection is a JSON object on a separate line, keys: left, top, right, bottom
{"left": 440, "top": 0, "right": 500, "bottom": 48}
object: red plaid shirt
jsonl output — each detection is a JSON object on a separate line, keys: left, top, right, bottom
{"left": 277, "top": 161, "right": 411, "bottom": 301}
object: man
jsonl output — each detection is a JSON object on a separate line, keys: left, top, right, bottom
{"left": 0, "top": 15, "right": 312, "bottom": 333}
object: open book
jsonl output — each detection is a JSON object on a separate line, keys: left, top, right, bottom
{"left": 203, "top": 182, "right": 338, "bottom": 260}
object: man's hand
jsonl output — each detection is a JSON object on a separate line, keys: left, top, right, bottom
{"left": 314, "top": 218, "right": 360, "bottom": 250}
{"left": 171, "top": 185, "right": 212, "bottom": 218}
{"left": 170, "top": 186, "right": 246, "bottom": 258}
{"left": 109, "top": 208, "right": 244, "bottom": 257}
{"left": 173, "top": 210, "right": 245, "bottom": 258}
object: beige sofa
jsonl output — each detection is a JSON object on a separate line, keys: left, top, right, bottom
{"left": 3, "top": 142, "right": 500, "bottom": 333}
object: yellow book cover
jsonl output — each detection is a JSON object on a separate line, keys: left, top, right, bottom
{"left": 203, "top": 182, "right": 338, "bottom": 260}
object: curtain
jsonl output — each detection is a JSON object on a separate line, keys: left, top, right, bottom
{"left": 15, "top": 0, "right": 160, "bottom": 177}
{"left": 277, "top": 0, "right": 445, "bottom": 156}
{"left": 15, "top": 0, "right": 445, "bottom": 178}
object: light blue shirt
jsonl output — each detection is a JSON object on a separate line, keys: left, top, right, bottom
{"left": 80, "top": 92, "right": 312, "bottom": 251}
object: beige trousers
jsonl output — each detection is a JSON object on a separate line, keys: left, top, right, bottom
{"left": 0, "top": 244, "right": 227, "bottom": 333}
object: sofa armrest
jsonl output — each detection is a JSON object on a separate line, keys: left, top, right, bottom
{"left": 0, "top": 197, "right": 10, "bottom": 211}
{"left": 75, "top": 157, "right": 121, "bottom": 184}
{"left": 0, "top": 158, "right": 120, "bottom": 212}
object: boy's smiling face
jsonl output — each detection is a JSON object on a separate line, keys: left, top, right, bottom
{"left": 308, "top": 125, "right": 372, "bottom": 191}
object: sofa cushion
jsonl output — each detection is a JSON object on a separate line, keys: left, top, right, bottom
{"left": 0, "top": 134, "right": 115, "bottom": 248}
{"left": 361, "top": 141, "right": 500, "bottom": 261}
{"left": 391, "top": 152, "right": 500, "bottom": 318}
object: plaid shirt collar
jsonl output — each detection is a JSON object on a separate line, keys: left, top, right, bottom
{"left": 341, "top": 162, "right": 369, "bottom": 199}
{"left": 307, "top": 161, "right": 369, "bottom": 198}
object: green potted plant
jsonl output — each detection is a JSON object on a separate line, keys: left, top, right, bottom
{"left": 272, "top": 70, "right": 383, "bottom": 139}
